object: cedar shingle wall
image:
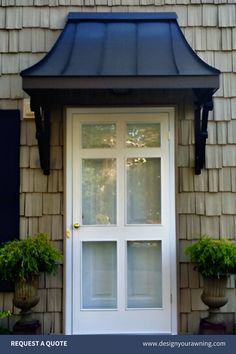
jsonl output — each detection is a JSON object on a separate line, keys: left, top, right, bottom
{"left": 0, "top": 0, "right": 236, "bottom": 334}
{"left": 18, "top": 109, "right": 63, "bottom": 334}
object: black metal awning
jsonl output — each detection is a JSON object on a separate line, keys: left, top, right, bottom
{"left": 21, "top": 12, "right": 220, "bottom": 175}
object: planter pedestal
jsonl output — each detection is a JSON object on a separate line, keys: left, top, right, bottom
{"left": 199, "top": 276, "right": 227, "bottom": 334}
{"left": 12, "top": 276, "right": 41, "bottom": 335}
{"left": 13, "top": 320, "right": 41, "bottom": 335}
{"left": 199, "top": 319, "right": 226, "bottom": 335}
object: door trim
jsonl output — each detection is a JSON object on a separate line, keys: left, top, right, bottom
{"left": 64, "top": 107, "right": 177, "bottom": 334}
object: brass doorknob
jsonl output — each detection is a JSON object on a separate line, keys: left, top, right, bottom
{"left": 73, "top": 223, "right": 81, "bottom": 229}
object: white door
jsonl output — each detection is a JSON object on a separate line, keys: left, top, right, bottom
{"left": 65, "top": 108, "right": 176, "bottom": 334}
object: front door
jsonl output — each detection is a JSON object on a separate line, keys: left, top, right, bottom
{"left": 65, "top": 107, "right": 176, "bottom": 334}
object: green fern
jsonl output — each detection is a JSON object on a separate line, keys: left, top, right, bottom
{"left": 0, "top": 233, "right": 62, "bottom": 281}
{"left": 185, "top": 235, "right": 236, "bottom": 277}
{"left": 0, "top": 310, "right": 11, "bottom": 319}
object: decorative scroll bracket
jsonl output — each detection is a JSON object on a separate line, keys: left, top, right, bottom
{"left": 194, "top": 91, "right": 214, "bottom": 175}
{"left": 31, "top": 102, "right": 51, "bottom": 175}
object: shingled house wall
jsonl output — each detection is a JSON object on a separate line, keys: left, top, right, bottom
{"left": 0, "top": 0, "right": 235, "bottom": 334}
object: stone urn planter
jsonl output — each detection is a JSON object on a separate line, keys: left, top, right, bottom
{"left": 0, "top": 233, "right": 62, "bottom": 334}
{"left": 185, "top": 236, "right": 236, "bottom": 333}
{"left": 13, "top": 275, "right": 40, "bottom": 325}
{"left": 201, "top": 276, "right": 228, "bottom": 324}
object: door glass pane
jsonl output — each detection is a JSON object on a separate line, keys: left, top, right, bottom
{"left": 126, "top": 158, "right": 161, "bottom": 224}
{"left": 81, "top": 123, "right": 116, "bottom": 148}
{"left": 82, "top": 242, "right": 117, "bottom": 309}
{"left": 126, "top": 123, "right": 161, "bottom": 148}
{"left": 127, "top": 241, "right": 162, "bottom": 309}
{"left": 82, "top": 159, "right": 116, "bottom": 225}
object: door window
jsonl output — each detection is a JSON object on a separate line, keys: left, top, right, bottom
{"left": 126, "top": 123, "right": 161, "bottom": 148}
{"left": 81, "top": 123, "right": 116, "bottom": 148}
{"left": 126, "top": 158, "right": 161, "bottom": 224}
{"left": 82, "top": 241, "right": 117, "bottom": 309}
{"left": 127, "top": 241, "right": 162, "bottom": 308}
{"left": 82, "top": 159, "right": 117, "bottom": 225}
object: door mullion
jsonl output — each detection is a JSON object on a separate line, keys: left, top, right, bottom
{"left": 116, "top": 120, "right": 125, "bottom": 228}
{"left": 116, "top": 120, "right": 125, "bottom": 313}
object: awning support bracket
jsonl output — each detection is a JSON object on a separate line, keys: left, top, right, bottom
{"left": 194, "top": 92, "right": 214, "bottom": 175}
{"left": 31, "top": 102, "right": 51, "bottom": 175}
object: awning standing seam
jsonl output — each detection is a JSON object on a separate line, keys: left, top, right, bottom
{"left": 21, "top": 12, "right": 219, "bottom": 91}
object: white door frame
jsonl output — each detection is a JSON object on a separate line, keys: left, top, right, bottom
{"left": 63, "top": 107, "right": 177, "bottom": 334}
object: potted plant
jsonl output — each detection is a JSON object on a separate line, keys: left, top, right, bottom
{"left": 0, "top": 233, "right": 62, "bottom": 331}
{"left": 0, "top": 310, "right": 12, "bottom": 334}
{"left": 185, "top": 235, "right": 236, "bottom": 325}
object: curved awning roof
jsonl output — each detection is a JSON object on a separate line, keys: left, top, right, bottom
{"left": 20, "top": 12, "right": 220, "bottom": 176}
{"left": 21, "top": 12, "right": 220, "bottom": 93}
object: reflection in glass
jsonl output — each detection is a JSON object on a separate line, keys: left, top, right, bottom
{"left": 82, "top": 242, "right": 117, "bottom": 309}
{"left": 82, "top": 124, "right": 116, "bottom": 148}
{"left": 126, "top": 158, "right": 161, "bottom": 224}
{"left": 127, "top": 241, "right": 162, "bottom": 308}
{"left": 82, "top": 159, "right": 116, "bottom": 225}
{"left": 126, "top": 123, "right": 161, "bottom": 148}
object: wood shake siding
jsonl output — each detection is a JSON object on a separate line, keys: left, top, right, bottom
{"left": 18, "top": 111, "right": 63, "bottom": 334}
{"left": 0, "top": 0, "right": 235, "bottom": 334}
